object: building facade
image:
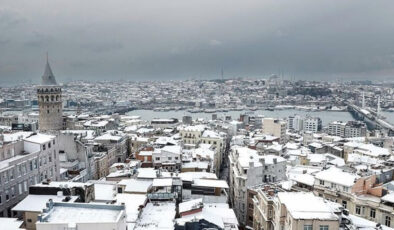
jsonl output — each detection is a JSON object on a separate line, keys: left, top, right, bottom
{"left": 0, "top": 132, "right": 59, "bottom": 217}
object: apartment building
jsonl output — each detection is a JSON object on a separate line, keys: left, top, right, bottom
{"left": 179, "top": 125, "right": 205, "bottom": 146}
{"left": 262, "top": 118, "right": 287, "bottom": 143}
{"left": 274, "top": 192, "right": 339, "bottom": 230}
{"left": 94, "top": 130, "right": 128, "bottom": 165}
{"left": 152, "top": 145, "right": 182, "bottom": 171}
{"left": 287, "top": 115, "right": 303, "bottom": 132}
{"left": 229, "top": 146, "right": 286, "bottom": 226}
{"left": 314, "top": 168, "right": 394, "bottom": 228}
{"left": 0, "top": 132, "right": 59, "bottom": 217}
{"left": 303, "top": 116, "right": 322, "bottom": 133}
{"left": 328, "top": 121, "right": 367, "bottom": 138}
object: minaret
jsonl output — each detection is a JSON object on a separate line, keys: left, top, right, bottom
{"left": 37, "top": 55, "right": 63, "bottom": 131}
{"left": 362, "top": 92, "right": 365, "bottom": 108}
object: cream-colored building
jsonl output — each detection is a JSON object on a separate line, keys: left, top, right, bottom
{"left": 262, "top": 118, "right": 287, "bottom": 143}
{"left": 180, "top": 125, "right": 226, "bottom": 176}
{"left": 313, "top": 168, "right": 394, "bottom": 228}
{"left": 254, "top": 191, "right": 340, "bottom": 230}
{"left": 179, "top": 125, "right": 205, "bottom": 146}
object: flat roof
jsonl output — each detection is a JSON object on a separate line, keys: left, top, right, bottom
{"left": 24, "top": 133, "right": 55, "bottom": 144}
{"left": 134, "top": 202, "right": 175, "bottom": 230}
{"left": 40, "top": 203, "right": 124, "bottom": 223}
{"left": 12, "top": 195, "right": 78, "bottom": 212}
{"left": 278, "top": 192, "right": 339, "bottom": 220}
{"left": 193, "top": 179, "right": 229, "bottom": 189}
{"left": 152, "top": 178, "right": 173, "bottom": 187}
{"left": 0, "top": 218, "right": 23, "bottom": 229}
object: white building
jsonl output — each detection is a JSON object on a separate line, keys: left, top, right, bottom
{"left": 0, "top": 132, "right": 59, "bottom": 217}
{"left": 36, "top": 201, "right": 127, "bottom": 230}
{"left": 303, "top": 116, "right": 322, "bottom": 133}
{"left": 229, "top": 146, "right": 287, "bottom": 226}
{"left": 328, "top": 121, "right": 366, "bottom": 138}
{"left": 152, "top": 145, "right": 182, "bottom": 171}
{"left": 288, "top": 115, "right": 303, "bottom": 131}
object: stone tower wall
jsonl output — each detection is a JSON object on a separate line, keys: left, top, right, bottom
{"left": 37, "top": 86, "right": 63, "bottom": 131}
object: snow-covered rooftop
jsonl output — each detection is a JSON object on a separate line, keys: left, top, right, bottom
{"left": 134, "top": 202, "right": 176, "bottom": 230}
{"left": 315, "top": 167, "right": 359, "bottom": 187}
{"left": 278, "top": 192, "right": 339, "bottom": 220}
{"left": 12, "top": 195, "right": 78, "bottom": 212}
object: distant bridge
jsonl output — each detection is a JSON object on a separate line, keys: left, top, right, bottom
{"left": 346, "top": 102, "right": 394, "bottom": 136}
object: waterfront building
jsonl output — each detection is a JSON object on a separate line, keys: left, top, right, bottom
{"left": 262, "top": 118, "right": 287, "bottom": 143}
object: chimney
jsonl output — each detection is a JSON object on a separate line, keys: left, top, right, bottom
{"left": 249, "top": 161, "right": 254, "bottom": 168}
{"left": 57, "top": 191, "right": 63, "bottom": 197}
{"left": 273, "top": 158, "right": 277, "bottom": 164}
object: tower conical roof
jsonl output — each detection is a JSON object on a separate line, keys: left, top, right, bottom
{"left": 41, "top": 57, "right": 57, "bottom": 85}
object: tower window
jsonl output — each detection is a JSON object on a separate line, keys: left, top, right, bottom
{"left": 47, "top": 110, "right": 50, "bottom": 114}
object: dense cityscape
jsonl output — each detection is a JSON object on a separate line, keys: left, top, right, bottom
{"left": 0, "top": 59, "right": 393, "bottom": 230}
{"left": 2, "top": 0, "right": 394, "bottom": 229}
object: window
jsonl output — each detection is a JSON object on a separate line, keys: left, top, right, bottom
{"left": 43, "top": 144, "right": 46, "bottom": 150}
{"left": 370, "top": 209, "right": 376, "bottom": 218}
{"left": 355, "top": 206, "right": 361, "bottom": 215}
{"left": 9, "top": 169, "right": 14, "bottom": 180}
{"left": 385, "top": 216, "right": 391, "bottom": 227}
{"left": 168, "top": 157, "right": 172, "bottom": 160}
{"left": 155, "top": 157, "right": 160, "bottom": 161}
{"left": 319, "top": 226, "right": 328, "bottom": 230}
{"left": 320, "top": 180, "right": 325, "bottom": 186}
{"left": 304, "top": 225, "right": 312, "bottom": 230}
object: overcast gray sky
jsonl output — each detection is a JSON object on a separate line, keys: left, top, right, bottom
{"left": 0, "top": 0, "right": 394, "bottom": 84}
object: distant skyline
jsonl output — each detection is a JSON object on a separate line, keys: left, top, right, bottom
{"left": 1, "top": 0, "right": 394, "bottom": 85}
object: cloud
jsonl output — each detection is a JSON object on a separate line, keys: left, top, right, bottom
{"left": 209, "top": 39, "right": 222, "bottom": 46}
{"left": 0, "top": 7, "right": 26, "bottom": 27}
{"left": 0, "top": 0, "right": 393, "bottom": 84}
